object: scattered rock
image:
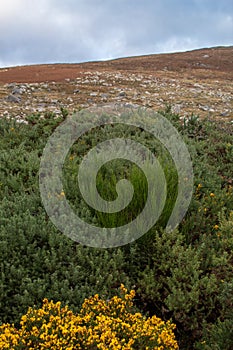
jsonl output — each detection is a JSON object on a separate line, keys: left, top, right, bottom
{"left": 12, "top": 87, "right": 23, "bottom": 95}
{"left": 101, "top": 93, "right": 108, "bottom": 101}
{"left": 123, "top": 103, "right": 140, "bottom": 108}
{"left": 220, "top": 111, "right": 230, "bottom": 117}
{"left": 6, "top": 83, "right": 16, "bottom": 89}
{"left": 37, "top": 107, "right": 45, "bottom": 113}
{"left": 6, "top": 95, "right": 21, "bottom": 103}
{"left": 199, "top": 105, "right": 215, "bottom": 112}
{"left": 15, "top": 115, "right": 28, "bottom": 124}
{"left": 171, "top": 104, "right": 182, "bottom": 114}
{"left": 118, "top": 91, "right": 126, "bottom": 97}
{"left": 0, "top": 68, "right": 232, "bottom": 122}
{"left": 66, "top": 97, "right": 73, "bottom": 103}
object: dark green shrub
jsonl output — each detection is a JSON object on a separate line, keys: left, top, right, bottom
{"left": 0, "top": 110, "right": 232, "bottom": 350}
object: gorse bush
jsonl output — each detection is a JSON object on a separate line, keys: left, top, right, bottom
{"left": 0, "top": 285, "right": 178, "bottom": 350}
{"left": 0, "top": 109, "right": 232, "bottom": 349}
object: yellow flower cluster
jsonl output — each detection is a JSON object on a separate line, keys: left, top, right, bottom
{"left": 0, "top": 285, "right": 179, "bottom": 349}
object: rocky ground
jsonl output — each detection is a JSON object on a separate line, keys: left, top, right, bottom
{"left": 0, "top": 46, "right": 232, "bottom": 124}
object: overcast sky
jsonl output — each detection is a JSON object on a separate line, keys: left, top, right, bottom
{"left": 0, "top": 0, "right": 232, "bottom": 67}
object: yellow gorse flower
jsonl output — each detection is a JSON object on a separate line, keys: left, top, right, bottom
{"left": 0, "top": 285, "right": 179, "bottom": 349}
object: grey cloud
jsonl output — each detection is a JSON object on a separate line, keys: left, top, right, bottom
{"left": 0, "top": 0, "right": 232, "bottom": 67}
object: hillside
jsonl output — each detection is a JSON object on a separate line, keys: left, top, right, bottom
{"left": 0, "top": 46, "right": 233, "bottom": 349}
{"left": 0, "top": 46, "right": 232, "bottom": 121}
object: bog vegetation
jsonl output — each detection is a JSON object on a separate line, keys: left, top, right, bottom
{"left": 0, "top": 107, "right": 232, "bottom": 349}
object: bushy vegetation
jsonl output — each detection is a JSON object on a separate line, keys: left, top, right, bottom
{"left": 0, "top": 285, "right": 178, "bottom": 349}
{"left": 0, "top": 108, "right": 232, "bottom": 349}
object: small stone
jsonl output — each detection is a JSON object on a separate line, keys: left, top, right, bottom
{"left": 101, "top": 93, "right": 108, "bottom": 101}
{"left": 7, "top": 83, "right": 16, "bottom": 89}
{"left": 16, "top": 118, "right": 28, "bottom": 124}
{"left": 6, "top": 95, "right": 21, "bottom": 103}
{"left": 90, "top": 92, "right": 98, "bottom": 97}
{"left": 220, "top": 111, "right": 230, "bottom": 117}
{"left": 37, "top": 107, "right": 45, "bottom": 113}
{"left": 172, "top": 104, "right": 182, "bottom": 114}
{"left": 12, "top": 87, "right": 25, "bottom": 95}
{"left": 194, "top": 83, "right": 204, "bottom": 89}
{"left": 37, "top": 103, "right": 46, "bottom": 108}
{"left": 124, "top": 103, "right": 140, "bottom": 108}
{"left": 199, "top": 105, "right": 210, "bottom": 111}
{"left": 118, "top": 91, "right": 126, "bottom": 97}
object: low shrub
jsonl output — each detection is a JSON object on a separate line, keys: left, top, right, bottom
{"left": 0, "top": 285, "right": 178, "bottom": 350}
{"left": 0, "top": 109, "right": 232, "bottom": 349}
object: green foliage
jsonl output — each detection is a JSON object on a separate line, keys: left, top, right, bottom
{"left": 195, "top": 318, "right": 233, "bottom": 350}
{"left": 0, "top": 109, "right": 232, "bottom": 350}
{"left": 62, "top": 122, "right": 178, "bottom": 231}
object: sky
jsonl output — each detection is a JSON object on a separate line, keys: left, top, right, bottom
{"left": 0, "top": 0, "right": 232, "bottom": 68}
